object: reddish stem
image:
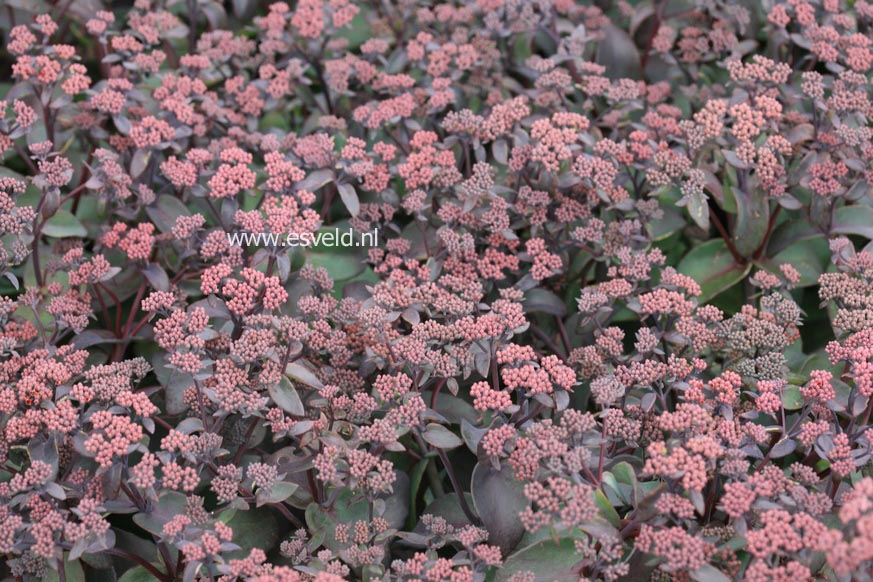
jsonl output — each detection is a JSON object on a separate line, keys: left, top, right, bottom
{"left": 709, "top": 205, "right": 745, "bottom": 264}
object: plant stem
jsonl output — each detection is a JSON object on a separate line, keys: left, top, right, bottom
{"left": 709, "top": 205, "right": 744, "bottom": 264}
{"left": 103, "top": 548, "right": 169, "bottom": 581}
{"left": 436, "top": 447, "right": 481, "bottom": 525}
{"left": 424, "top": 456, "right": 446, "bottom": 498}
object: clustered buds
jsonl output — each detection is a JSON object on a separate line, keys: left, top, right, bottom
{"left": 3, "top": 2, "right": 873, "bottom": 582}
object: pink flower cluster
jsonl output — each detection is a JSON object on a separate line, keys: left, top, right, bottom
{"left": 5, "top": 3, "right": 873, "bottom": 581}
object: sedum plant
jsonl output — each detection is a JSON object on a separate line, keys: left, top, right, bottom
{"left": 1, "top": 1, "right": 873, "bottom": 581}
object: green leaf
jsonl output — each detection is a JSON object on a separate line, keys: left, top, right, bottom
{"left": 610, "top": 461, "right": 639, "bottom": 504}
{"left": 677, "top": 239, "right": 750, "bottom": 303}
{"left": 786, "top": 123, "right": 815, "bottom": 145}
{"left": 461, "top": 418, "right": 487, "bottom": 453}
{"left": 407, "top": 458, "right": 430, "bottom": 530}
{"left": 118, "top": 565, "right": 161, "bottom": 582}
{"left": 142, "top": 263, "right": 169, "bottom": 292}
{"left": 472, "top": 463, "right": 527, "bottom": 553}
{"left": 420, "top": 390, "right": 477, "bottom": 424}
{"left": 296, "top": 169, "right": 334, "bottom": 192}
{"left": 413, "top": 494, "right": 475, "bottom": 533}
{"left": 72, "top": 329, "right": 118, "bottom": 350}
{"left": 256, "top": 481, "right": 299, "bottom": 507}
{"left": 232, "top": 0, "right": 256, "bottom": 18}
{"left": 513, "top": 34, "right": 533, "bottom": 63}
{"left": 631, "top": 482, "right": 666, "bottom": 523}
{"left": 286, "top": 361, "right": 324, "bottom": 390}
{"left": 595, "top": 24, "right": 642, "bottom": 79}
{"left": 767, "top": 220, "right": 820, "bottom": 255}
{"left": 44, "top": 556, "right": 86, "bottom": 582}
{"left": 722, "top": 150, "right": 749, "bottom": 169}
{"left": 145, "top": 194, "right": 191, "bottom": 234}
{"left": 494, "top": 538, "right": 583, "bottom": 582}
{"left": 151, "top": 352, "right": 192, "bottom": 416}
{"left": 382, "top": 471, "right": 410, "bottom": 530}
{"left": 769, "top": 438, "right": 797, "bottom": 459}
{"left": 305, "top": 248, "right": 364, "bottom": 282}
{"left": 610, "top": 461, "right": 637, "bottom": 487}
{"left": 649, "top": 203, "right": 686, "bottom": 241}
{"left": 493, "top": 139, "right": 509, "bottom": 164}
{"left": 259, "top": 110, "right": 290, "bottom": 131}
{"left": 764, "top": 237, "right": 830, "bottom": 288}
{"left": 523, "top": 288, "right": 567, "bottom": 316}
{"left": 337, "top": 183, "right": 360, "bottom": 216}
{"left": 224, "top": 507, "right": 281, "bottom": 559}
{"left": 422, "top": 423, "right": 463, "bottom": 450}
{"left": 130, "top": 150, "right": 151, "bottom": 178}
{"left": 341, "top": 11, "right": 373, "bottom": 50}
{"left": 601, "top": 472, "right": 628, "bottom": 506}
{"left": 114, "top": 531, "right": 160, "bottom": 568}
{"left": 686, "top": 190, "right": 710, "bottom": 231}
{"left": 42, "top": 210, "right": 87, "bottom": 238}
{"left": 362, "top": 564, "right": 385, "bottom": 582}
{"left": 594, "top": 488, "right": 621, "bottom": 528}
{"left": 732, "top": 188, "right": 770, "bottom": 257}
{"left": 832, "top": 205, "right": 873, "bottom": 239}
{"left": 718, "top": 177, "right": 737, "bottom": 213}
{"left": 690, "top": 564, "right": 731, "bottom": 582}
{"left": 306, "top": 489, "right": 371, "bottom": 554}
{"left": 200, "top": 1, "right": 228, "bottom": 29}
{"left": 798, "top": 350, "right": 838, "bottom": 377}
{"left": 781, "top": 386, "right": 803, "bottom": 410}
{"left": 269, "top": 376, "right": 305, "bottom": 415}
{"left": 113, "top": 115, "right": 131, "bottom": 135}
{"left": 133, "top": 492, "right": 188, "bottom": 536}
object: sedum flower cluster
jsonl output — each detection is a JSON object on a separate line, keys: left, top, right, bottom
{"left": 2, "top": 1, "right": 873, "bottom": 581}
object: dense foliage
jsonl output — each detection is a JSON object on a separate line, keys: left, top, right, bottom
{"left": 3, "top": 0, "right": 873, "bottom": 580}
